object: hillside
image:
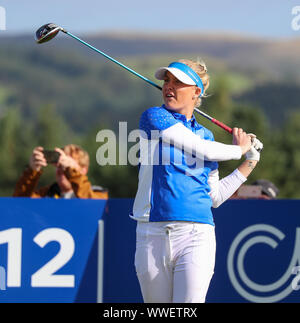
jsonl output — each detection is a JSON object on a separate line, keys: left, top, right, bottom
{"left": 1, "top": 32, "right": 300, "bottom": 198}
{"left": 1, "top": 31, "right": 300, "bottom": 131}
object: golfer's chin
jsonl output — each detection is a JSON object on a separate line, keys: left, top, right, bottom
{"left": 164, "top": 99, "right": 180, "bottom": 112}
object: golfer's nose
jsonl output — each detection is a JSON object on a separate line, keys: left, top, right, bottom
{"left": 166, "top": 80, "right": 175, "bottom": 90}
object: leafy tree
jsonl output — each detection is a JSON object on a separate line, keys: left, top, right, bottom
{"left": 274, "top": 111, "right": 300, "bottom": 198}
{"left": 0, "top": 108, "right": 32, "bottom": 195}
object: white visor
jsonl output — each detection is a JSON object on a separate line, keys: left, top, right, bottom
{"left": 155, "top": 67, "right": 196, "bottom": 85}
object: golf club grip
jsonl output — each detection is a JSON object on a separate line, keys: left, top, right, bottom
{"left": 211, "top": 118, "right": 233, "bottom": 134}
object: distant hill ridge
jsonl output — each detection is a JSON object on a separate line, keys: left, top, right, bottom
{"left": 2, "top": 31, "right": 300, "bottom": 80}
{"left": 1, "top": 31, "right": 300, "bottom": 58}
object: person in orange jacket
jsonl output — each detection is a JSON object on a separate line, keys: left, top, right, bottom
{"left": 13, "top": 144, "right": 108, "bottom": 199}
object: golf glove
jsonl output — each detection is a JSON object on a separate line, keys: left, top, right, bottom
{"left": 246, "top": 138, "right": 263, "bottom": 161}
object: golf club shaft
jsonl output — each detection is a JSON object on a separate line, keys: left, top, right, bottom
{"left": 65, "top": 31, "right": 162, "bottom": 91}
{"left": 64, "top": 30, "right": 233, "bottom": 134}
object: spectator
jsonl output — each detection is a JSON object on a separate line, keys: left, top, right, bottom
{"left": 230, "top": 179, "right": 279, "bottom": 200}
{"left": 13, "top": 144, "right": 108, "bottom": 199}
{"left": 251, "top": 179, "right": 279, "bottom": 199}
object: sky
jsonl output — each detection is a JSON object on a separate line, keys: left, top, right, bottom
{"left": 1, "top": 0, "right": 300, "bottom": 38}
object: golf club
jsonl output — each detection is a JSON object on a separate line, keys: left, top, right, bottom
{"left": 35, "top": 23, "right": 233, "bottom": 133}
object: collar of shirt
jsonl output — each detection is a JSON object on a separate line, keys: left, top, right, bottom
{"left": 163, "top": 105, "right": 200, "bottom": 130}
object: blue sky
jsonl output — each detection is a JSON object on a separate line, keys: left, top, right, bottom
{"left": 1, "top": 0, "right": 300, "bottom": 38}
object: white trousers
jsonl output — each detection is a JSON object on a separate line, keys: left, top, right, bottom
{"left": 134, "top": 221, "right": 216, "bottom": 303}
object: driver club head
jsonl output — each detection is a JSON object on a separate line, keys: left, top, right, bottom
{"left": 35, "top": 23, "right": 65, "bottom": 44}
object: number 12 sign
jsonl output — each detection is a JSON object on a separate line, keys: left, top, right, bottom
{"left": 0, "top": 198, "right": 106, "bottom": 303}
{"left": 0, "top": 228, "right": 75, "bottom": 288}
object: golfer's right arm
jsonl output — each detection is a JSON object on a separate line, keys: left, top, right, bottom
{"left": 161, "top": 123, "right": 251, "bottom": 162}
{"left": 140, "top": 108, "right": 251, "bottom": 162}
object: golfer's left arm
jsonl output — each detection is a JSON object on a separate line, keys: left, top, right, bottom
{"left": 209, "top": 137, "right": 263, "bottom": 208}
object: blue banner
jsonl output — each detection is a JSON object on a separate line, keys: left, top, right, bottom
{"left": 0, "top": 198, "right": 107, "bottom": 303}
{"left": 209, "top": 200, "right": 300, "bottom": 303}
{"left": 103, "top": 199, "right": 300, "bottom": 303}
{"left": 0, "top": 198, "right": 299, "bottom": 303}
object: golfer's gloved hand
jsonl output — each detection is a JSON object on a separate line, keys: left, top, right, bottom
{"left": 246, "top": 137, "right": 263, "bottom": 161}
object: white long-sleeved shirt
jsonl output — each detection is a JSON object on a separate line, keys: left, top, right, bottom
{"left": 208, "top": 169, "right": 247, "bottom": 208}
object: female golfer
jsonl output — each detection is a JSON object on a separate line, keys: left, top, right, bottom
{"left": 130, "top": 59, "right": 263, "bottom": 303}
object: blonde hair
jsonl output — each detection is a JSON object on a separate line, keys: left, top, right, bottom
{"left": 178, "top": 58, "right": 210, "bottom": 107}
{"left": 63, "top": 144, "right": 90, "bottom": 169}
